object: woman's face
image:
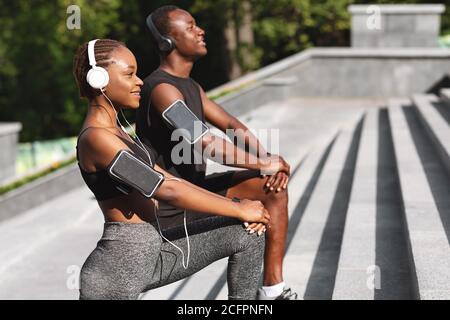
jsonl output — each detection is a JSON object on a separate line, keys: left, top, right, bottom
{"left": 103, "top": 47, "right": 143, "bottom": 109}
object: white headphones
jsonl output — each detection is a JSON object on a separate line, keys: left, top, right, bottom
{"left": 86, "top": 39, "right": 109, "bottom": 90}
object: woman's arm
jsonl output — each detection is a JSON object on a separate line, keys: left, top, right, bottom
{"left": 152, "top": 164, "right": 270, "bottom": 224}
{"left": 80, "top": 127, "right": 269, "bottom": 225}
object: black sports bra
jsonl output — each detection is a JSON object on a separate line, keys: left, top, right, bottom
{"left": 76, "top": 127, "right": 158, "bottom": 201}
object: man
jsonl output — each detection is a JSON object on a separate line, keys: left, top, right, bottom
{"left": 136, "top": 5, "right": 297, "bottom": 300}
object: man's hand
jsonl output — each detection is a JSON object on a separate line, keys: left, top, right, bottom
{"left": 260, "top": 154, "right": 290, "bottom": 176}
{"left": 260, "top": 154, "right": 290, "bottom": 192}
{"left": 265, "top": 171, "right": 289, "bottom": 193}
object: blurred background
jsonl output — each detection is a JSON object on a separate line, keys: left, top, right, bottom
{"left": 0, "top": 0, "right": 449, "bottom": 177}
{"left": 1, "top": 1, "right": 450, "bottom": 300}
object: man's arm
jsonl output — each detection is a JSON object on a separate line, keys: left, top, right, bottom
{"left": 198, "top": 85, "right": 268, "bottom": 158}
{"left": 150, "top": 83, "right": 275, "bottom": 172}
{"left": 198, "top": 85, "right": 291, "bottom": 191}
{"left": 150, "top": 83, "right": 289, "bottom": 190}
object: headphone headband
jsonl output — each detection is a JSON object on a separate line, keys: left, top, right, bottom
{"left": 88, "top": 39, "right": 99, "bottom": 67}
{"left": 146, "top": 14, "right": 160, "bottom": 41}
{"left": 146, "top": 13, "right": 175, "bottom": 52}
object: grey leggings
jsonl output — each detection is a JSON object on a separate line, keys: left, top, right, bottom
{"left": 79, "top": 216, "right": 265, "bottom": 300}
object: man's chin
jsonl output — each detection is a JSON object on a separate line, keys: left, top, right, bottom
{"left": 193, "top": 50, "right": 207, "bottom": 61}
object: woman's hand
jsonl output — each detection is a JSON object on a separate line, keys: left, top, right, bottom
{"left": 243, "top": 222, "right": 268, "bottom": 236}
{"left": 237, "top": 199, "right": 270, "bottom": 225}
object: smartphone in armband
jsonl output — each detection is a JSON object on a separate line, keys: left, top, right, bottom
{"left": 108, "top": 150, "right": 165, "bottom": 198}
{"left": 162, "top": 99, "right": 209, "bottom": 144}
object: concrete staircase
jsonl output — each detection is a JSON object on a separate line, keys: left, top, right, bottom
{"left": 303, "top": 93, "right": 450, "bottom": 300}
{"left": 389, "top": 94, "right": 450, "bottom": 300}
{"left": 142, "top": 93, "right": 450, "bottom": 300}
{"left": 0, "top": 95, "right": 449, "bottom": 300}
{"left": 326, "top": 93, "right": 450, "bottom": 300}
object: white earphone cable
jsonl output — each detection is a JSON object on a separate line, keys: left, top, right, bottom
{"left": 153, "top": 186, "right": 190, "bottom": 270}
{"left": 100, "top": 90, "right": 152, "bottom": 165}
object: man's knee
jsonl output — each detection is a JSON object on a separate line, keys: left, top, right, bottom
{"left": 264, "top": 186, "right": 288, "bottom": 206}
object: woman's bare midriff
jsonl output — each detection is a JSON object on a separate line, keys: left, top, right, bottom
{"left": 98, "top": 191, "right": 158, "bottom": 223}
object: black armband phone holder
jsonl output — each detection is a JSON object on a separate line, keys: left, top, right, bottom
{"left": 162, "top": 99, "right": 209, "bottom": 144}
{"left": 107, "top": 150, "right": 165, "bottom": 198}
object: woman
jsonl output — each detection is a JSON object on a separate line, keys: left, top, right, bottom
{"left": 72, "top": 38, "right": 270, "bottom": 300}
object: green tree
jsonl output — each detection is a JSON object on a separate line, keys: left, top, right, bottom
{"left": 251, "top": 0, "right": 351, "bottom": 66}
{"left": 249, "top": 0, "right": 449, "bottom": 68}
{"left": 1, "top": 0, "right": 448, "bottom": 142}
{"left": 0, "top": 0, "right": 123, "bottom": 141}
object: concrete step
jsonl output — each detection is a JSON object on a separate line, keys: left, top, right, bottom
{"left": 412, "top": 94, "right": 450, "bottom": 176}
{"left": 333, "top": 109, "right": 413, "bottom": 300}
{"left": 389, "top": 98, "right": 450, "bottom": 300}
{"left": 333, "top": 110, "right": 377, "bottom": 300}
{"left": 440, "top": 88, "right": 450, "bottom": 107}
{"left": 283, "top": 113, "right": 364, "bottom": 300}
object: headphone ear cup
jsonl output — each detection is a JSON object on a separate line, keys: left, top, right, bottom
{"left": 86, "top": 66, "right": 109, "bottom": 90}
{"left": 159, "top": 37, "right": 175, "bottom": 53}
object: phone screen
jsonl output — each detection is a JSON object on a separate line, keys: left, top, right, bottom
{"left": 162, "top": 100, "right": 209, "bottom": 144}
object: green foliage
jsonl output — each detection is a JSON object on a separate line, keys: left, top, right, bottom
{"left": 0, "top": 0, "right": 123, "bottom": 141}
{"left": 0, "top": 0, "right": 448, "bottom": 143}
{"left": 251, "top": 0, "right": 449, "bottom": 67}
{"left": 252, "top": 0, "right": 351, "bottom": 66}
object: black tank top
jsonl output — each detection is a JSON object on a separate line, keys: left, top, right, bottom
{"left": 76, "top": 127, "right": 158, "bottom": 201}
{"left": 136, "top": 69, "right": 207, "bottom": 185}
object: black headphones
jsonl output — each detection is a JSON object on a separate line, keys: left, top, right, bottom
{"left": 146, "top": 13, "right": 176, "bottom": 53}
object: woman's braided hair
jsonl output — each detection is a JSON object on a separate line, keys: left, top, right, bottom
{"left": 73, "top": 39, "right": 125, "bottom": 100}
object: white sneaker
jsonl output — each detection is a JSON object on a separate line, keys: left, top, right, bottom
{"left": 257, "top": 287, "right": 298, "bottom": 300}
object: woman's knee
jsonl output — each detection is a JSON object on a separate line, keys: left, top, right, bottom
{"left": 79, "top": 246, "right": 155, "bottom": 300}
{"left": 79, "top": 272, "right": 142, "bottom": 300}
{"left": 232, "top": 224, "right": 265, "bottom": 254}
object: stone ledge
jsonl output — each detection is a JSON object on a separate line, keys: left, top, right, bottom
{"left": 262, "top": 76, "right": 298, "bottom": 86}
{"left": 308, "top": 47, "right": 450, "bottom": 58}
{"left": 0, "top": 122, "right": 22, "bottom": 136}
{"left": 0, "top": 163, "right": 84, "bottom": 222}
{"left": 349, "top": 4, "right": 445, "bottom": 15}
{"left": 208, "top": 47, "right": 450, "bottom": 102}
